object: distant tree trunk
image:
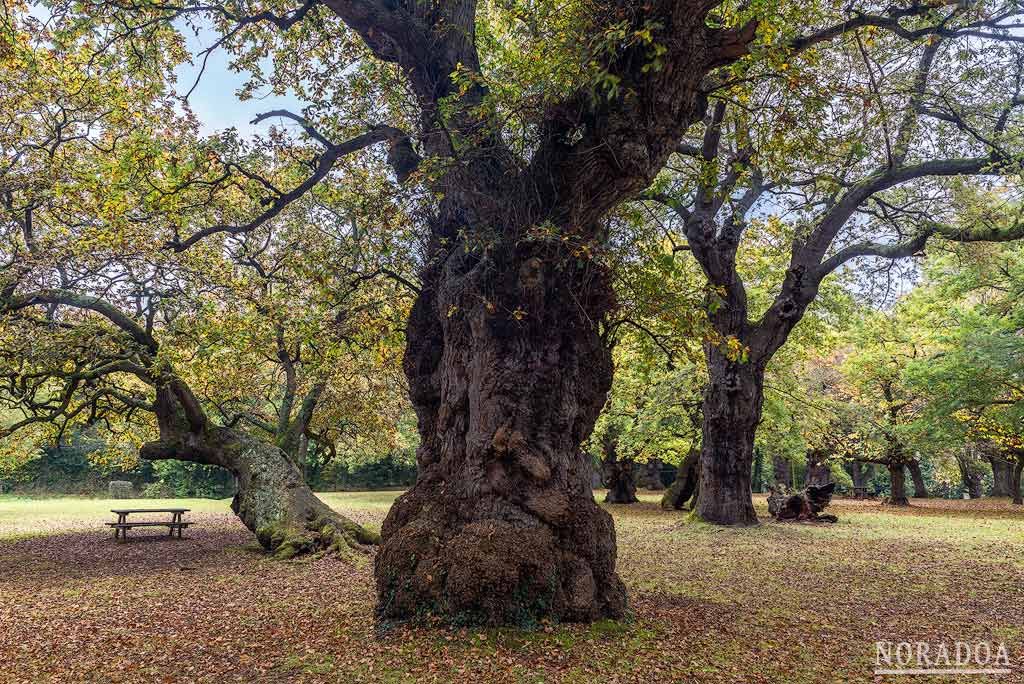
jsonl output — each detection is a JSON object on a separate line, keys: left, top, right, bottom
{"left": 907, "top": 459, "right": 929, "bottom": 498}
{"left": 967, "top": 474, "right": 984, "bottom": 499}
{"left": 958, "top": 462, "right": 983, "bottom": 499}
{"left": 645, "top": 458, "right": 666, "bottom": 490}
{"left": 752, "top": 448, "right": 764, "bottom": 493}
{"left": 886, "top": 463, "right": 910, "bottom": 506}
{"left": 805, "top": 450, "right": 832, "bottom": 488}
{"left": 661, "top": 448, "right": 700, "bottom": 510}
{"left": 141, "top": 383, "right": 377, "bottom": 558}
{"left": 849, "top": 461, "right": 874, "bottom": 491}
{"left": 772, "top": 453, "right": 793, "bottom": 488}
{"left": 988, "top": 454, "right": 1015, "bottom": 497}
{"left": 696, "top": 354, "right": 761, "bottom": 525}
{"left": 1012, "top": 458, "right": 1023, "bottom": 506}
{"left": 602, "top": 442, "right": 639, "bottom": 504}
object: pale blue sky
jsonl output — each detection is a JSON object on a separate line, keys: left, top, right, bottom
{"left": 173, "top": 25, "right": 307, "bottom": 137}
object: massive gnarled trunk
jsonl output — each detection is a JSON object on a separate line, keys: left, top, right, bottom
{"left": 907, "top": 459, "right": 929, "bottom": 498}
{"left": 142, "top": 383, "right": 377, "bottom": 558}
{"left": 375, "top": 235, "right": 626, "bottom": 626}
{"left": 314, "top": 0, "right": 756, "bottom": 624}
{"left": 695, "top": 352, "right": 762, "bottom": 525}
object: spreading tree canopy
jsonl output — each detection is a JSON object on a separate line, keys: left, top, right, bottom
{"left": 5, "top": 0, "right": 1024, "bottom": 626}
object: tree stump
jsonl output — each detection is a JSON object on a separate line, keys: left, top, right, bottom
{"left": 767, "top": 483, "right": 837, "bottom": 523}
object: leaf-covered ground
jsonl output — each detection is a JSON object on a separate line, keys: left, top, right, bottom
{"left": 1, "top": 492, "right": 1022, "bottom": 683}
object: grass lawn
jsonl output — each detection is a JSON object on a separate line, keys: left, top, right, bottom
{"left": 1, "top": 492, "right": 1022, "bottom": 683}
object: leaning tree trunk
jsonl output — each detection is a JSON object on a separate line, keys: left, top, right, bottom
{"left": 907, "top": 459, "right": 929, "bottom": 498}
{"left": 661, "top": 448, "right": 700, "bottom": 510}
{"left": 374, "top": 231, "right": 626, "bottom": 626}
{"left": 141, "top": 384, "right": 377, "bottom": 559}
{"left": 695, "top": 352, "right": 762, "bottom": 525}
{"left": 886, "top": 462, "right": 910, "bottom": 506}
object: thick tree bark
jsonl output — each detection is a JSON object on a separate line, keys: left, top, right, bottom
{"left": 988, "top": 454, "right": 1015, "bottom": 497}
{"left": 1012, "top": 458, "right": 1023, "bottom": 506}
{"left": 886, "top": 463, "right": 910, "bottom": 506}
{"left": 661, "top": 448, "right": 700, "bottom": 510}
{"left": 695, "top": 354, "right": 762, "bottom": 525}
{"left": 375, "top": 236, "right": 626, "bottom": 626}
{"left": 907, "top": 459, "right": 928, "bottom": 498}
{"left": 142, "top": 384, "right": 377, "bottom": 558}
{"left": 326, "top": 0, "right": 758, "bottom": 625}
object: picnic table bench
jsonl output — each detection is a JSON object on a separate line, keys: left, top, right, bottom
{"left": 107, "top": 508, "right": 191, "bottom": 541}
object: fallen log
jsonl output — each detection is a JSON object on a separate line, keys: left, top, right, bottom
{"left": 767, "top": 483, "right": 838, "bottom": 523}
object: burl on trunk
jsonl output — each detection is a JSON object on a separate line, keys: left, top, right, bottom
{"left": 375, "top": 242, "right": 626, "bottom": 626}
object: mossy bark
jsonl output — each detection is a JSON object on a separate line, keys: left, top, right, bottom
{"left": 142, "top": 384, "right": 377, "bottom": 558}
{"left": 228, "top": 434, "right": 379, "bottom": 558}
{"left": 377, "top": 234, "right": 626, "bottom": 626}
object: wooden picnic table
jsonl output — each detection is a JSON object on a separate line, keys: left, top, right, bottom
{"left": 107, "top": 508, "right": 191, "bottom": 541}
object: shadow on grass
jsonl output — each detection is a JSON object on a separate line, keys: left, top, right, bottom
{"left": 0, "top": 513, "right": 257, "bottom": 586}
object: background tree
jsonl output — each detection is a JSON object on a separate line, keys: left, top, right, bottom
{"left": 838, "top": 308, "right": 933, "bottom": 504}
{"left": 642, "top": 8, "right": 1024, "bottom": 523}
{"left": 590, "top": 334, "right": 704, "bottom": 503}
{"left": 0, "top": 12, "right": 386, "bottom": 555}
{"left": 30, "top": 0, "right": 1024, "bottom": 624}
{"left": 903, "top": 242, "right": 1024, "bottom": 501}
